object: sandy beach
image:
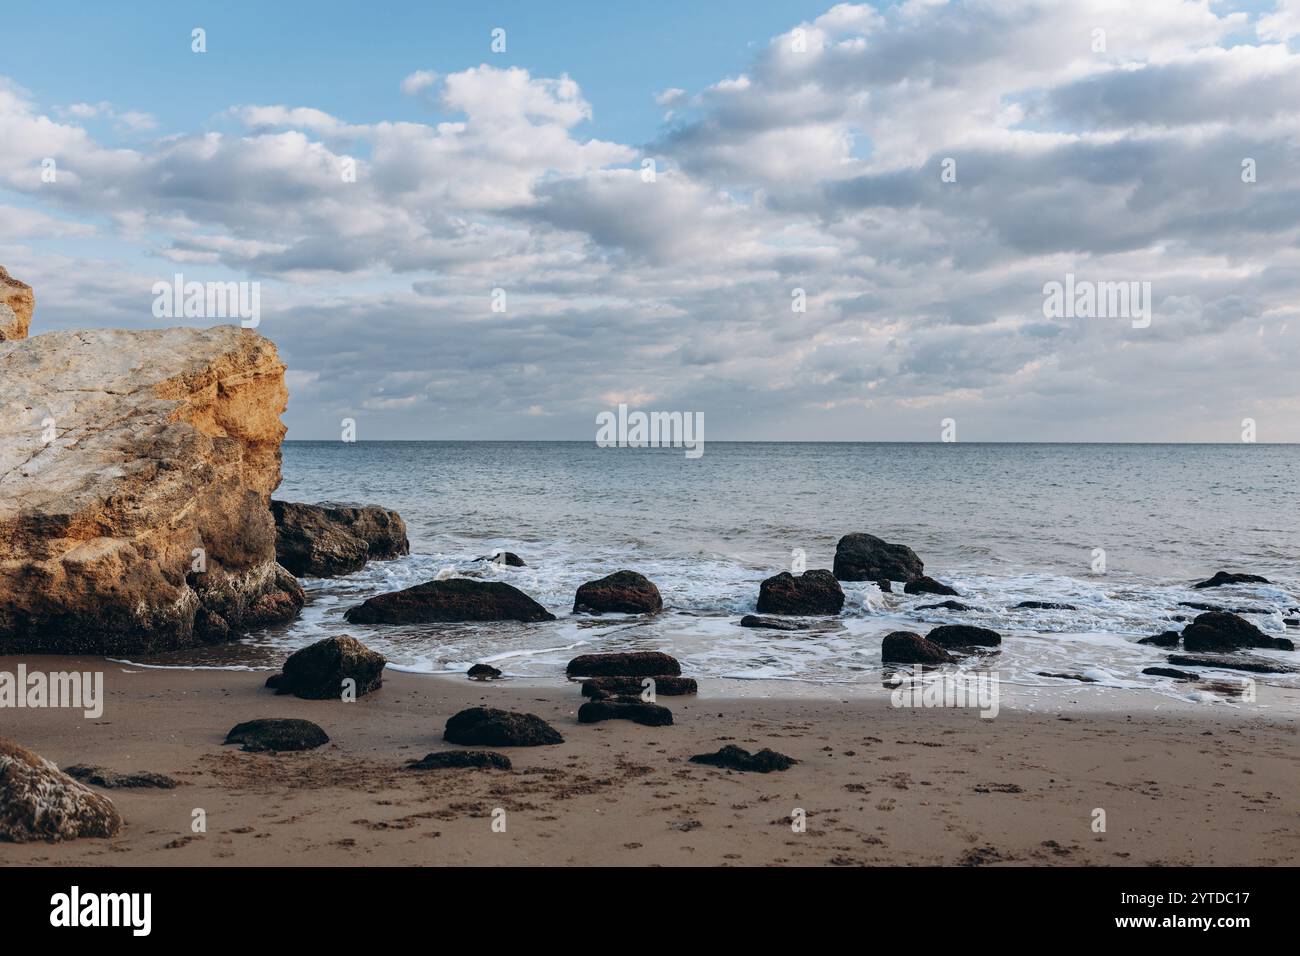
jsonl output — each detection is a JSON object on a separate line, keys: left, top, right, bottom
{"left": 3, "top": 657, "right": 1297, "bottom": 867}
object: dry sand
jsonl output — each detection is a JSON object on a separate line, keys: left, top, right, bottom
{"left": 2, "top": 656, "right": 1298, "bottom": 866}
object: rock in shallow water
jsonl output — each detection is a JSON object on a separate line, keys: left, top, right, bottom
{"left": 0, "top": 326, "right": 303, "bottom": 654}
{"left": 270, "top": 635, "right": 386, "bottom": 700}
{"left": 566, "top": 651, "right": 681, "bottom": 677}
{"left": 756, "top": 569, "right": 844, "bottom": 615}
{"left": 1138, "top": 631, "right": 1181, "bottom": 647}
{"left": 1181, "top": 611, "right": 1293, "bottom": 652}
{"left": 224, "top": 718, "right": 330, "bottom": 752}
{"left": 1142, "top": 666, "right": 1199, "bottom": 681}
{"left": 1016, "top": 601, "right": 1077, "bottom": 610}
{"left": 1167, "top": 654, "right": 1296, "bottom": 674}
{"left": 926, "top": 624, "right": 1002, "bottom": 648}
{"left": 916, "top": 600, "right": 971, "bottom": 612}
{"left": 690, "top": 745, "right": 797, "bottom": 773}
{"left": 573, "top": 570, "right": 663, "bottom": 615}
{"left": 406, "top": 750, "right": 512, "bottom": 771}
{"left": 738, "top": 615, "right": 807, "bottom": 630}
{"left": 271, "top": 500, "right": 408, "bottom": 577}
{"left": 833, "top": 533, "right": 923, "bottom": 583}
{"left": 881, "top": 631, "right": 955, "bottom": 665}
{"left": 344, "top": 578, "right": 555, "bottom": 624}
{"left": 0, "top": 737, "right": 123, "bottom": 842}
{"left": 467, "top": 663, "right": 503, "bottom": 680}
{"left": 577, "top": 697, "right": 673, "bottom": 726}
{"left": 443, "top": 707, "right": 563, "bottom": 746}
{"left": 904, "top": 576, "right": 960, "bottom": 597}
{"left": 1193, "top": 570, "right": 1270, "bottom": 589}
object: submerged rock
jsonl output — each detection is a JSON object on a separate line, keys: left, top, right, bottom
{"left": 1016, "top": 601, "right": 1077, "bottom": 611}
{"left": 1167, "top": 654, "right": 1296, "bottom": 675}
{"left": 566, "top": 651, "right": 682, "bottom": 678}
{"left": 1036, "top": 672, "right": 1096, "bottom": 683}
{"left": 467, "top": 663, "right": 503, "bottom": 680}
{"left": 833, "top": 533, "right": 923, "bottom": 583}
{"left": 271, "top": 500, "right": 409, "bottom": 577}
{"left": 1193, "top": 571, "right": 1270, "bottom": 589}
{"left": 270, "top": 635, "right": 386, "bottom": 700}
{"left": 476, "top": 551, "right": 526, "bottom": 567}
{"left": 224, "top": 718, "right": 329, "bottom": 752}
{"left": 0, "top": 326, "right": 303, "bottom": 654}
{"left": 926, "top": 624, "right": 1002, "bottom": 648}
{"left": 1138, "top": 631, "right": 1181, "bottom": 647}
{"left": 881, "top": 631, "right": 955, "bottom": 665}
{"left": 904, "top": 576, "right": 960, "bottom": 597}
{"left": 344, "top": 578, "right": 555, "bottom": 624}
{"left": 580, "top": 676, "right": 697, "bottom": 696}
{"left": 916, "top": 600, "right": 971, "bottom": 611}
{"left": 443, "top": 707, "right": 563, "bottom": 747}
{"left": 0, "top": 738, "right": 123, "bottom": 842}
{"left": 63, "top": 765, "right": 180, "bottom": 789}
{"left": 1142, "top": 667, "right": 1199, "bottom": 681}
{"left": 0, "top": 266, "right": 34, "bottom": 341}
{"left": 406, "top": 750, "right": 512, "bottom": 771}
{"left": 738, "top": 614, "right": 808, "bottom": 631}
{"left": 690, "top": 745, "right": 797, "bottom": 773}
{"left": 573, "top": 570, "right": 663, "bottom": 615}
{"left": 756, "top": 569, "right": 845, "bottom": 615}
{"left": 1181, "top": 611, "right": 1293, "bottom": 652}
{"left": 577, "top": 696, "right": 674, "bottom": 727}
{"left": 1179, "top": 602, "right": 1270, "bottom": 615}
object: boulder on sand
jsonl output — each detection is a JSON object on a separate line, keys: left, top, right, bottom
{"left": 0, "top": 266, "right": 34, "bottom": 341}
{"left": 443, "top": 707, "right": 563, "bottom": 747}
{"left": 271, "top": 500, "right": 409, "bottom": 577}
{"left": 224, "top": 718, "right": 329, "bottom": 752}
{"left": 573, "top": 570, "right": 662, "bottom": 615}
{"left": 343, "top": 578, "right": 555, "bottom": 624}
{"left": 0, "top": 737, "right": 123, "bottom": 842}
{"left": 267, "top": 635, "right": 386, "bottom": 699}
{"left": 467, "top": 663, "right": 503, "bottom": 680}
{"left": 64, "top": 766, "right": 179, "bottom": 789}
{"left": 833, "top": 533, "right": 924, "bottom": 584}
{"left": 881, "top": 631, "right": 955, "bottom": 665}
{"left": 904, "top": 576, "right": 960, "bottom": 597}
{"left": 690, "top": 745, "right": 796, "bottom": 773}
{"left": 1181, "top": 611, "right": 1293, "bottom": 653}
{"left": 0, "top": 326, "right": 304, "bottom": 654}
{"left": 926, "top": 624, "right": 1002, "bottom": 648}
{"left": 1142, "top": 667, "right": 1198, "bottom": 681}
{"left": 581, "top": 675, "right": 697, "bottom": 697}
{"left": 755, "top": 570, "right": 844, "bottom": 615}
{"left": 577, "top": 696, "right": 674, "bottom": 727}
{"left": 566, "top": 651, "right": 681, "bottom": 677}
{"left": 1193, "top": 571, "right": 1270, "bottom": 589}
{"left": 406, "top": 751, "right": 512, "bottom": 771}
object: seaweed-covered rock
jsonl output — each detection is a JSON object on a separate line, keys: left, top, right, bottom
{"left": 223, "top": 718, "right": 329, "bottom": 752}
{"left": 904, "top": 576, "right": 960, "bottom": 597}
{"left": 755, "top": 569, "right": 844, "bottom": 615}
{"left": 926, "top": 624, "right": 1002, "bottom": 648}
{"left": 580, "top": 676, "right": 697, "bottom": 697}
{"left": 467, "top": 663, "right": 503, "bottom": 680}
{"left": 1141, "top": 667, "right": 1199, "bottom": 681}
{"left": 1193, "top": 571, "right": 1270, "bottom": 589}
{"left": 63, "top": 765, "right": 179, "bottom": 789}
{"left": 916, "top": 600, "right": 971, "bottom": 612}
{"left": 270, "top": 635, "right": 386, "bottom": 699}
{"left": 565, "top": 651, "right": 681, "bottom": 678}
{"left": 406, "top": 750, "right": 512, "bottom": 771}
{"left": 0, "top": 738, "right": 123, "bottom": 842}
{"left": 881, "top": 631, "right": 955, "bottom": 665}
{"left": 833, "top": 533, "right": 924, "bottom": 583}
{"left": 1138, "top": 631, "right": 1181, "bottom": 647}
{"left": 573, "top": 570, "right": 663, "bottom": 615}
{"left": 577, "top": 697, "right": 674, "bottom": 727}
{"left": 344, "top": 578, "right": 555, "bottom": 624}
{"left": 1181, "top": 611, "right": 1293, "bottom": 653}
{"left": 1016, "top": 601, "right": 1077, "bottom": 610}
{"left": 738, "top": 615, "right": 807, "bottom": 631}
{"left": 689, "top": 745, "right": 796, "bottom": 773}
{"left": 443, "top": 707, "right": 563, "bottom": 746}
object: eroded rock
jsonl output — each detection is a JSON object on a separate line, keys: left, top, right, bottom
{"left": 0, "top": 266, "right": 34, "bottom": 341}
{"left": 269, "top": 635, "right": 386, "bottom": 700}
{"left": 271, "top": 501, "right": 409, "bottom": 577}
{"left": 63, "top": 765, "right": 179, "bottom": 789}
{"left": 0, "top": 737, "right": 123, "bottom": 841}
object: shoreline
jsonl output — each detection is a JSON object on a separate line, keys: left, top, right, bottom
{"left": 3, "top": 656, "right": 1298, "bottom": 866}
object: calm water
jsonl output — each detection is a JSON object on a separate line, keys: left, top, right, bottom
{"left": 137, "top": 442, "right": 1300, "bottom": 700}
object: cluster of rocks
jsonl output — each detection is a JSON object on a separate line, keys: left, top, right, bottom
{"left": 569, "top": 651, "right": 693, "bottom": 726}
{"left": 1137, "top": 607, "right": 1297, "bottom": 678}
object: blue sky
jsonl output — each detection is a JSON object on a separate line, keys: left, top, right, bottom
{"left": 3, "top": 1, "right": 1300, "bottom": 441}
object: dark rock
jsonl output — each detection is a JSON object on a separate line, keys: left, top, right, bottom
{"left": 1181, "top": 611, "right": 1293, "bottom": 652}
{"left": 224, "top": 718, "right": 329, "bottom": 753}
{"left": 689, "top": 745, "right": 797, "bottom": 773}
{"left": 271, "top": 500, "right": 409, "bottom": 578}
{"left": 0, "top": 737, "right": 123, "bottom": 842}
{"left": 1167, "top": 654, "right": 1296, "bottom": 675}
{"left": 264, "top": 673, "right": 283, "bottom": 689}
{"left": 344, "top": 578, "right": 555, "bottom": 624}
{"left": 272, "top": 635, "right": 386, "bottom": 699}
{"left": 904, "top": 576, "right": 960, "bottom": 597}
{"left": 833, "top": 533, "right": 924, "bottom": 583}
{"left": 756, "top": 569, "right": 844, "bottom": 615}
{"left": 1178, "top": 602, "right": 1270, "bottom": 615}
{"left": 1142, "top": 667, "right": 1199, "bottom": 681}
{"left": 916, "top": 600, "right": 971, "bottom": 611}
{"left": 477, "top": 551, "right": 526, "bottom": 567}
{"left": 467, "top": 663, "right": 502, "bottom": 680}
{"left": 580, "top": 676, "right": 697, "bottom": 697}
{"left": 1138, "top": 631, "right": 1181, "bottom": 647}
{"left": 1016, "top": 601, "right": 1077, "bottom": 610}
{"left": 577, "top": 697, "right": 673, "bottom": 727}
{"left": 63, "top": 765, "right": 180, "bottom": 789}
{"left": 1193, "top": 571, "right": 1270, "bottom": 589}
{"left": 1286, "top": 618, "right": 1300, "bottom": 627}
{"left": 926, "top": 624, "right": 1002, "bottom": 647}
{"left": 443, "top": 707, "right": 563, "bottom": 747}
{"left": 1036, "top": 672, "right": 1096, "bottom": 683}
{"left": 566, "top": 651, "right": 681, "bottom": 677}
{"left": 738, "top": 615, "right": 807, "bottom": 631}
{"left": 406, "top": 750, "right": 512, "bottom": 771}
{"left": 876, "top": 579, "right": 893, "bottom": 593}
{"left": 573, "top": 570, "right": 662, "bottom": 615}
{"left": 881, "top": 631, "right": 955, "bottom": 665}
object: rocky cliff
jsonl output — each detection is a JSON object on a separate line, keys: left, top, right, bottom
{"left": 0, "top": 267, "right": 34, "bottom": 341}
{"left": 0, "top": 325, "right": 303, "bottom": 653}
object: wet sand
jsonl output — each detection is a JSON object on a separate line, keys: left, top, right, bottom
{"left": 2, "top": 657, "right": 1298, "bottom": 866}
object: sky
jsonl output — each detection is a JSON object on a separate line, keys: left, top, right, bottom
{"left": 2, "top": 0, "right": 1299, "bottom": 441}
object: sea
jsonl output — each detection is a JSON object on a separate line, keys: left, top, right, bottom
{"left": 132, "top": 441, "right": 1300, "bottom": 703}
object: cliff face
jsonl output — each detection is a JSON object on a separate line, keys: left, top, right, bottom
{"left": 0, "top": 267, "right": 34, "bottom": 341}
{"left": 0, "top": 326, "right": 303, "bottom": 653}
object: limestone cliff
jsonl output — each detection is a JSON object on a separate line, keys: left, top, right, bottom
{"left": 0, "top": 266, "right": 34, "bottom": 341}
{"left": 0, "top": 325, "right": 303, "bottom": 653}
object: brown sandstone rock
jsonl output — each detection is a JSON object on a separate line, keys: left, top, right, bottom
{"left": 0, "top": 266, "right": 34, "bottom": 341}
{"left": 0, "top": 737, "right": 123, "bottom": 842}
{"left": 0, "top": 326, "right": 303, "bottom": 653}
